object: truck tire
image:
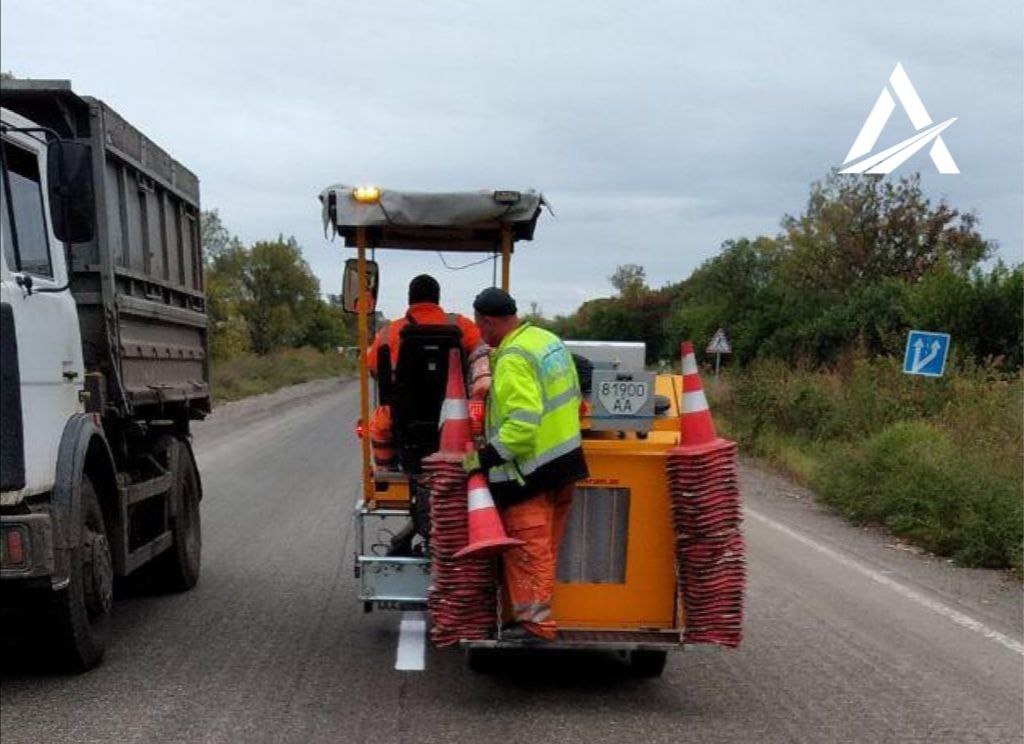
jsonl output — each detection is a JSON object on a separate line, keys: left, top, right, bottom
{"left": 153, "top": 437, "right": 202, "bottom": 592}
{"left": 629, "top": 649, "right": 668, "bottom": 678}
{"left": 49, "top": 475, "right": 113, "bottom": 672}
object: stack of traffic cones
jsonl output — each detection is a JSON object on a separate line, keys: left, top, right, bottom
{"left": 420, "top": 349, "right": 499, "bottom": 647}
{"left": 666, "top": 341, "right": 746, "bottom": 648}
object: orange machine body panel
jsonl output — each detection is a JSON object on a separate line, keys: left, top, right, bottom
{"left": 551, "top": 432, "right": 680, "bottom": 630}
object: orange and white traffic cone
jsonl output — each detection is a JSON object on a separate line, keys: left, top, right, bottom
{"left": 453, "top": 471, "right": 524, "bottom": 559}
{"left": 438, "top": 348, "right": 472, "bottom": 454}
{"left": 678, "top": 341, "right": 729, "bottom": 454}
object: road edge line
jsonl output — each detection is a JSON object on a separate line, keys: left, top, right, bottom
{"left": 745, "top": 507, "right": 1024, "bottom": 656}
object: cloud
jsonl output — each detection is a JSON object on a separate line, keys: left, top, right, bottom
{"left": 2, "top": 0, "right": 1020, "bottom": 320}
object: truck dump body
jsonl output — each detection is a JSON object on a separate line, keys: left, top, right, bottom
{"left": 0, "top": 80, "right": 208, "bottom": 418}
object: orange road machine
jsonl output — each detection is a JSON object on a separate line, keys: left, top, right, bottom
{"left": 319, "top": 185, "right": 745, "bottom": 675}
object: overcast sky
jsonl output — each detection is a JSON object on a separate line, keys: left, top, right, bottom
{"left": 3, "top": 1, "right": 1021, "bottom": 317}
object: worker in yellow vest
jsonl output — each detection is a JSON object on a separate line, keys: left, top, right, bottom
{"left": 462, "top": 287, "right": 588, "bottom": 642}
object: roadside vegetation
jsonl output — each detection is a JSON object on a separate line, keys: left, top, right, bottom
{"left": 709, "top": 358, "right": 1022, "bottom": 572}
{"left": 536, "top": 171, "right": 1023, "bottom": 571}
{"left": 211, "top": 347, "right": 353, "bottom": 403}
{"left": 201, "top": 211, "right": 355, "bottom": 403}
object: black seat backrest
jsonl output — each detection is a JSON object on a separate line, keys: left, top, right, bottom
{"left": 393, "top": 323, "right": 464, "bottom": 472}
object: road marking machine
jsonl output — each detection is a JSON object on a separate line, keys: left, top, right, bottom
{"left": 319, "top": 185, "right": 745, "bottom": 675}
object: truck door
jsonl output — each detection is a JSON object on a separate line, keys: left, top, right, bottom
{"left": 0, "top": 129, "right": 84, "bottom": 500}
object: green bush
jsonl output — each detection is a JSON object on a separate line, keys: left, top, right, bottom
{"left": 726, "top": 360, "right": 845, "bottom": 443}
{"left": 815, "top": 422, "right": 1022, "bottom": 571}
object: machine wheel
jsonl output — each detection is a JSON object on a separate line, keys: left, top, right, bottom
{"left": 153, "top": 437, "right": 202, "bottom": 592}
{"left": 411, "top": 479, "right": 432, "bottom": 542}
{"left": 629, "top": 650, "right": 668, "bottom": 678}
{"left": 466, "top": 648, "right": 500, "bottom": 674}
{"left": 48, "top": 475, "right": 113, "bottom": 671}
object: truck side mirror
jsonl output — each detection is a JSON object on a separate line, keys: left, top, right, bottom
{"left": 342, "top": 257, "right": 379, "bottom": 315}
{"left": 46, "top": 140, "right": 95, "bottom": 244}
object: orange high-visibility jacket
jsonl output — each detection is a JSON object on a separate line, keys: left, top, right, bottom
{"left": 367, "top": 302, "right": 484, "bottom": 376}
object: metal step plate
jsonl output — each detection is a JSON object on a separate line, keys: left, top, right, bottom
{"left": 462, "top": 628, "right": 683, "bottom": 652}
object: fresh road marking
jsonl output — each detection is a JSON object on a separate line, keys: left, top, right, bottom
{"left": 745, "top": 507, "right": 1024, "bottom": 656}
{"left": 395, "top": 612, "right": 427, "bottom": 671}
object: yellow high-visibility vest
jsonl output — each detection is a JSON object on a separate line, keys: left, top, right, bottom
{"left": 485, "top": 323, "right": 585, "bottom": 492}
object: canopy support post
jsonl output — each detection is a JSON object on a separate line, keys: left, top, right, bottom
{"left": 500, "top": 225, "right": 512, "bottom": 291}
{"left": 356, "top": 227, "right": 374, "bottom": 507}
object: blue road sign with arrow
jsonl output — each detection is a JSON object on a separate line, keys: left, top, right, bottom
{"left": 903, "top": 331, "right": 950, "bottom": 377}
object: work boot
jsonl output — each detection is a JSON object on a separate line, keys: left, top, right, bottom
{"left": 386, "top": 522, "right": 416, "bottom": 557}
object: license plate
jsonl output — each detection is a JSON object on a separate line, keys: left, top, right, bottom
{"left": 597, "top": 379, "right": 650, "bottom": 415}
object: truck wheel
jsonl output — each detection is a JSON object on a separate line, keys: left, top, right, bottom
{"left": 629, "top": 650, "right": 668, "bottom": 678}
{"left": 154, "top": 437, "right": 202, "bottom": 592}
{"left": 49, "top": 475, "right": 113, "bottom": 671}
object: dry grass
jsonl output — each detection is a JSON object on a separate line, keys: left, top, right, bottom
{"left": 211, "top": 347, "right": 355, "bottom": 404}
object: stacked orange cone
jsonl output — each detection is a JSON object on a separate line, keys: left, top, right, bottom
{"left": 667, "top": 341, "right": 746, "bottom": 648}
{"left": 420, "top": 349, "right": 499, "bottom": 646}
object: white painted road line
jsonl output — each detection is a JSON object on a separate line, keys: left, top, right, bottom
{"left": 395, "top": 612, "right": 427, "bottom": 671}
{"left": 745, "top": 507, "right": 1024, "bottom": 656}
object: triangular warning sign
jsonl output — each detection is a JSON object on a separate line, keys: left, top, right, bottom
{"left": 706, "top": 328, "right": 731, "bottom": 355}
{"left": 840, "top": 63, "right": 958, "bottom": 175}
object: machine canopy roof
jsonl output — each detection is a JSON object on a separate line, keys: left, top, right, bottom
{"left": 319, "top": 185, "right": 548, "bottom": 252}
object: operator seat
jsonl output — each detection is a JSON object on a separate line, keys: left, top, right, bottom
{"left": 391, "top": 323, "right": 465, "bottom": 473}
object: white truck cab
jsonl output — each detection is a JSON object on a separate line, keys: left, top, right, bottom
{"left": 1, "top": 108, "right": 86, "bottom": 505}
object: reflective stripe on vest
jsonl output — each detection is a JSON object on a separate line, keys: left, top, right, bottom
{"left": 487, "top": 434, "right": 583, "bottom": 482}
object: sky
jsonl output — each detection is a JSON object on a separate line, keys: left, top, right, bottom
{"left": 2, "top": 1, "right": 1021, "bottom": 318}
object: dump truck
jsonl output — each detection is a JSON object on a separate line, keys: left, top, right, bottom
{"left": 0, "top": 80, "right": 207, "bottom": 670}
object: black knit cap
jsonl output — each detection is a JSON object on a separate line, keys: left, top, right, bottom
{"left": 473, "top": 287, "right": 517, "bottom": 317}
{"left": 408, "top": 274, "right": 440, "bottom": 304}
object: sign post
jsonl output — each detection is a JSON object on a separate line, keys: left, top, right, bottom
{"left": 706, "top": 328, "right": 732, "bottom": 381}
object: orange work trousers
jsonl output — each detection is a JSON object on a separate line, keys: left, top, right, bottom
{"left": 500, "top": 483, "right": 575, "bottom": 640}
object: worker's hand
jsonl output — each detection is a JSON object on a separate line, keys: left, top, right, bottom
{"left": 468, "top": 355, "right": 492, "bottom": 400}
{"left": 469, "top": 374, "right": 491, "bottom": 401}
{"left": 462, "top": 449, "right": 483, "bottom": 474}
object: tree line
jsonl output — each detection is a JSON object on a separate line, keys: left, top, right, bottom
{"left": 541, "top": 172, "right": 1022, "bottom": 369}
{"left": 202, "top": 171, "right": 1021, "bottom": 371}
{"left": 201, "top": 211, "right": 352, "bottom": 360}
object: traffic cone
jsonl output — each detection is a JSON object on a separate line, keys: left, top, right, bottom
{"left": 438, "top": 348, "right": 472, "bottom": 454}
{"left": 678, "top": 341, "right": 728, "bottom": 453}
{"left": 668, "top": 340, "right": 746, "bottom": 649}
{"left": 453, "top": 471, "right": 524, "bottom": 559}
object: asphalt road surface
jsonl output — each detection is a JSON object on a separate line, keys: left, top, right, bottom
{"left": 2, "top": 380, "right": 1022, "bottom": 744}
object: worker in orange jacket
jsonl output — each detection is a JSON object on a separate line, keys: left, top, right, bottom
{"left": 368, "top": 274, "right": 490, "bottom": 397}
{"left": 371, "top": 275, "right": 491, "bottom": 557}
{"left": 368, "top": 275, "right": 491, "bottom": 473}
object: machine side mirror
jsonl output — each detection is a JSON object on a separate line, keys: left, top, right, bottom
{"left": 46, "top": 140, "right": 95, "bottom": 244}
{"left": 342, "top": 257, "right": 379, "bottom": 314}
